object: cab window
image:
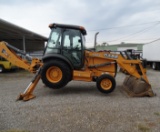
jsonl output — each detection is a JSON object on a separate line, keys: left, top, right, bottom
{"left": 62, "top": 29, "right": 83, "bottom": 68}
{"left": 45, "top": 28, "right": 62, "bottom": 54}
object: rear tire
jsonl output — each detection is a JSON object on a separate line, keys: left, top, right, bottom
{"left": 41, "top": 60, "right": 72, "bottom": 89}
{"left": 96, "top": 74, "right": 116, "bottom": 94}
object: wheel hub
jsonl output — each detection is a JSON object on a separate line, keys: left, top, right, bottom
{"left": 101, "top": 79, "right": 112, "bottom": 90}
{"left": 46, "top": 66, "right": 62, "bottom": 83}
{"left": 52, "top": 70, "right": 59, "bottom": 77}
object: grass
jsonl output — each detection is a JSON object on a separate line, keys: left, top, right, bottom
{"left": 154, "top": 112, "right": 160, "bottom": 116}
{"left": 138, "top": 124, "right": 150, "bottom": 132}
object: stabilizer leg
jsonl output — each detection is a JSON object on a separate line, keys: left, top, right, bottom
{"left": 17, "top": 68, "right": 41, "bottom": 101}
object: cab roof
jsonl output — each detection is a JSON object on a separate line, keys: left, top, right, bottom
{"left": 49, "top": 23, "right": 87, "bottom": 35}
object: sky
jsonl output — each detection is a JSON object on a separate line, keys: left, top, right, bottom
{"left": 0, "top": 0, "right": 160, "bottom": 47}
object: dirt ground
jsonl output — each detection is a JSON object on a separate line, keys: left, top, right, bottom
{"left": 0, "top": 69, "right": 160, "bottom": 132}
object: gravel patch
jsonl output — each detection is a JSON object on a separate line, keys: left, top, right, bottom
{"left": 0, "top": 69, "right": 160, "bottom": 132}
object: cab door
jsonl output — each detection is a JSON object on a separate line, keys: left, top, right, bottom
{"left": 62, "top": 29, "right": 84, "bottom": 69}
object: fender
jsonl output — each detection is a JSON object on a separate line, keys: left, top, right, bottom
{"left": 42, "top": 54, "right": 74, "bottom": 70}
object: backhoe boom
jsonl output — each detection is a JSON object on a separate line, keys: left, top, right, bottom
{"left": 0, "top": 41, "right": 42, "bottom": 73}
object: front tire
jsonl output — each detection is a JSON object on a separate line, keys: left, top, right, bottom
{"left": 96, "top": 74, "right": 116, "bottom": 94}
{"left": 41, "top": 60, "right": 72, "bottom": 89}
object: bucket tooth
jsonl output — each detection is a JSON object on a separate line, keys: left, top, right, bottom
{"left": 122, "top": 76, "right": 155, "bottom": 97}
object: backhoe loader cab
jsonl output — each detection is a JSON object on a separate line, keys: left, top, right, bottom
{"left": 44, "top": 23, "right": 87, "bottom": 69}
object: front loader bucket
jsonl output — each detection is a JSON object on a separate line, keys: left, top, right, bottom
{"left": 122, "top": 76, "right": 155, "bottom": 97}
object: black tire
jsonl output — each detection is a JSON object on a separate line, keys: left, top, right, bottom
{"left": 96, "top": 74, "right": 116, "bottom": 94}
{"left": 0, "top": 65, "right": 4, "bottom": 73}
{"left": 41, "top": 60, "right": 72, "bottom": 89}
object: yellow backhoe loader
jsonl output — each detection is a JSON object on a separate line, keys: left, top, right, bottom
{"left": 0, "top": 23, "right": 155, "bottom": 101}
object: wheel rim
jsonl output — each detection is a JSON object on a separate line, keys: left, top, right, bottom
{"left": 100, "top": 79, "right": 112, "bottom": 90}
{"left": 46, "top": 66, "right": 62, "bottom": 83}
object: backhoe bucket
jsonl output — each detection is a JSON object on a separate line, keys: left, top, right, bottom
{"left": 122, "top": 76, "right": 155, "bottom": 97}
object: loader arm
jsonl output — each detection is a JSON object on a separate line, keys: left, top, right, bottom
{"left": 88, "top": 51, "right": 148, "bottom": 82}
{"left": 87, "top": 51, "right": 154, "bottom": 97}
{"left": 116, "top": 54, "right": 149, "bottom": 83}
{"left": 116, "top": 53, "right": 154, "bottom": 97}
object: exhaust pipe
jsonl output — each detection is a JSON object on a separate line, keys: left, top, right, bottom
{"left": 94, "top": 32, "right": 99, "bottom": 50}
